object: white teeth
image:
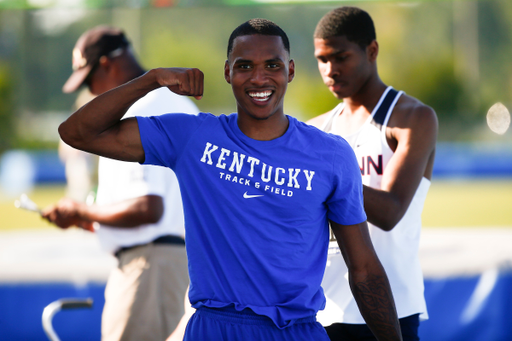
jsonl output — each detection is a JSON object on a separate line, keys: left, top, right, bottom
{"left": 249, "top": 91, "right": 272, "bottom": 101}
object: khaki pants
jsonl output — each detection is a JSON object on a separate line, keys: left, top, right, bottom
{"left": 102, "top": 243, "right": 189, "bottom": 341}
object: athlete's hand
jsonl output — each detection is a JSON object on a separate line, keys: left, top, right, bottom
{"left": 154, "top": 67, "right": 204, "bottom": 100}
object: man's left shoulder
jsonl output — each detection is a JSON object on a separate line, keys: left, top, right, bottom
{"left": 296, "top": 120, "right": 354, "bottom": 162}
{"left": 392, "top": 93, "right": 438, "bottom": 127}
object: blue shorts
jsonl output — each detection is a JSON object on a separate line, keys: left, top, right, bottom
{"left": 184, "top": 306, "right": 330, "bottom": 341}
{"left": 324, "top": 314, "right": 420, "bottom": 341}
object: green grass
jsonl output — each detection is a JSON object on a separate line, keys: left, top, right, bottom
{"left": 0, "top": 180, "right": 511, "bottom": 231}
{"left": 0, "top": 185, "right": 66, "bottom": 231}
{"left": 423, "top": 179, "right": 512, "bottom": 227}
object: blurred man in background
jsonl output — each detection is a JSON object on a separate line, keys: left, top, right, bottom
{"left": 43, "top": 26, "right": 198, "bottom": 341}
{"left": 308, "top": 7, "right": 438, "bottom": 341}
{"left": 58, "top": 88, "right": 97, "bottom": 203}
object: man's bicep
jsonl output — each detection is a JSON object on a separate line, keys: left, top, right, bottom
{"left": 92, "top": 118, "right": 145, "bottom": 163}
{"left": 381, "top": 105, "right": 438, "bottom": 199}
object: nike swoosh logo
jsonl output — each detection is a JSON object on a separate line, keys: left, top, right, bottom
{"left": 243, "top": 191, "right": 264, "bottom": 199}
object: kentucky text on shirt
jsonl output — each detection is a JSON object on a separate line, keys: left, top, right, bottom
{"left": 200, "top": 142, "right": 315, "bottom": 196}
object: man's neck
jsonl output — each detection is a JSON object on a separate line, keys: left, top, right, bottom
{"left": 342, "top": 77, "right": 387, "bottom": 115}
{"left": 237, "top": 113, "right": 289, "bottom": 141}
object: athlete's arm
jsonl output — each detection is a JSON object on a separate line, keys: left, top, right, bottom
{"left": 42, "top": 195, "right": 163, "bottom": 229}
{"left": 364, "top": 98, "right": 438, "bottom": 230}
{"left": 59, "top": 68, "right": 204, "bottom": 163}
{"left": 331, "top": 220, "right": 402, "bottom": 341}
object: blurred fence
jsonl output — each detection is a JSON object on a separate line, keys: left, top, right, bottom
{"left": 433, "top": 142, "right": 512, "bottom": 179}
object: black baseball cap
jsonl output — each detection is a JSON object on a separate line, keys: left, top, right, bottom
{"left": 62, "top": 26, "right": 129, "bottom": 93}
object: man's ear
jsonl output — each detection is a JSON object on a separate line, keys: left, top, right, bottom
{"left": 224, "top": 60, "right": 231, "bottom": 84}
{"left": 367, "top": 40, "right": 379, "bottom": 62}
{"left": 99, "top": 55, "right": 109, "bottom": 68}
{"left": 97, "top": 55, "right": 112, "bottom": 76}
{"left": 288, "top": 59, "right": 295, "bottom": 83}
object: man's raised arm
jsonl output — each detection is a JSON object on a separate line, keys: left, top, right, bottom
{"left": 331, "top": 220, "right": 403, "bottom": 341}
{"left": 59, "top": 67, "right": 204, "bottom": 163}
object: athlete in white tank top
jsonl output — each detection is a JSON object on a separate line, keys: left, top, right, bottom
{"left": 317, "top": 87, "right": 429, "bottom": 325}
{"left": 310, "top": 6, "right": 438, "bottom": 341}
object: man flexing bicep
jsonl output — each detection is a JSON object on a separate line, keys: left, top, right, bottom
{"left": 59, "top": 67, "right": 203, "bottom": 162}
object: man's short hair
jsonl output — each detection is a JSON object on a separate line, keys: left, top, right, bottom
{"left": 314, "top": 7, "right": 376, "bottom": 50}
{"left": 227, "top": 18, "right": 290, "bottom": 58}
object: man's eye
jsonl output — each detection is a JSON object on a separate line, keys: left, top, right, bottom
{"left": 239, "top": 64, "right": 251, "bottom": 69}
{"left": 267, "top": 63, "right": 279, "bottom": 68}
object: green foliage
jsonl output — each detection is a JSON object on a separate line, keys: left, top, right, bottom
{"left": 138, "top": 8, "right": 244, "bottom": 114}
{"left": 0, "top": 63, "right": 14, "bottom": 153}
{"left": 1, "top": 0, "right": 512, "bottom": 147}
{"left": 478, "top": 0, "right": 512, "bottom": 113}
{"left": 396, "top": 55, "right": 466, "bottom": 118}
{"left": 13, "top": 140, "right": 60, "bottom": 150}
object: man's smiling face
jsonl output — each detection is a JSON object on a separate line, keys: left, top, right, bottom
{"left": 224, "top": 34, "right": 295, "bottom": 121}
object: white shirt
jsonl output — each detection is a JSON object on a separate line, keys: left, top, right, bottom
{"left": 317, "top": 87, "right": 429, "bottom": 324}
{"left": 94, "top": 87, "right": 199, "bottom": 253}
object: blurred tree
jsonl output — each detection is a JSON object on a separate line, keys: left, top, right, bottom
{"left": 479, "top": 0, "right": 512, "bottom": 113}
{"left": 139, "top": 7, "right": 241, "bottom": 114}
{"left": 0, "top": 63, "right": 14, "bottom": 153}
{"left": 1, "top": 0, "right": 511, "bottom": 146}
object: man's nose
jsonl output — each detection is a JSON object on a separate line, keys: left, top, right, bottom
{"left": 324, "top": 61, "right": 338, "bottom": 78}
{"left": 250, "top": 66, "right": 268, "bottom": 85}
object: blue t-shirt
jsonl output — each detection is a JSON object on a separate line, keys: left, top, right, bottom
{"left": 137, "top": 112, "right": 366, "bottom": 328}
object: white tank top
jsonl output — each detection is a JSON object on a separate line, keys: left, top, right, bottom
{"left": 317, "top": 87, "right": 429, "bottom": 324}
